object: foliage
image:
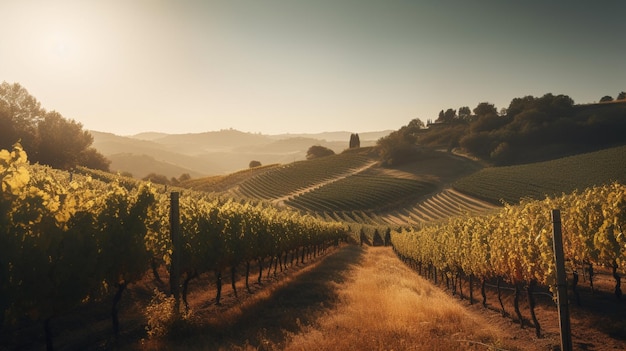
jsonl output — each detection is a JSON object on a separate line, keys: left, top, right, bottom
{"left": 600, "top": 95, "right": 614, "bottom": 102}
{"left": 349, "top": 133, "right": 360, "bottom": 149}
{"left": 0, "top": 81, "right": 110, "bottom": 171}
{"left": 143, "top": 173, "right": 170, "bottom": 185}
{"left": 376, "top": 118, "right": 424, "bottom": 166}
{"left": 249, "top": 160, "right": 262, "bottom": 168}
{"left": 416, "top": 92, "right": 626, "bottom": 165}
{"left": 392, "top": 181, "right": 626, "bottom": 293}
{"left": 144, "top": 289, "right": 178, "bottom": 338}
{"left": 1, "top": 144, "right": 348, "bottom": 346}
{"left": 306, "top": 145, "right": 335, "bottom": 159}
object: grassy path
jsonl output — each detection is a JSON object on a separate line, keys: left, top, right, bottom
{"left": 282, "top": 246, "right": 516, "bottom": 351}
{"left": 140, "top": 246, "right": 524, "bottom": 350}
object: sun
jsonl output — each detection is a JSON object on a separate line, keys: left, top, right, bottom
{"left": 47, "top": 31, "right": 75, "bottom": 61}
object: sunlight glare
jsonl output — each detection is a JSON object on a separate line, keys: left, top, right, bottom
{"left": 46, "top": 30, "right": 76, "bottom": 63}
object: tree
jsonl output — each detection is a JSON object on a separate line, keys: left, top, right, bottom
{"left": 79, "top": 147, "right": 111, "bottom": 171}
{"left": 37, "top": 111, "right": 95, "bottom": 170}
{"left": 306, "top": 145, "right": 335, "bottom": 159}
{"left": 142, "top": 173, "right": 170, "bottom": 185}
{"left": 507, "top": 95, "right": 536, "bottom": 118}
{"left": 0, "top": 105, "right": 16, "bottom": 150}
{"left": 473, "top": 102, "right": 498, "bottom": 118}
{"left": 436, "top": 109, "right": 456, "bottom": 123}
{"left": 600, "top": 95, "right": 613, "bottom": 102}
{"left": 444, "top": 109, "right": 457, "bottom": 122}
{"left": 617, "top": 92, "right": 626, "bottom": 100}
{"left": 458, "top": 106, "right": 472, "bottom": 121}
{"left": 437, "top": 110, "right": 445, "bottom": 123}
{"left": 349, "top": 133, "right": 360, "bottom": 148}
{"left": 0, "top": 81, "right": 110, "bottom": 171}
{"left": 376, "top": 119, "right": 423, "bottom": 166}
{"left": 0, "top": 82, "right": 42, "bottom": 154}
{"left": 407, "top": 118, "right": 425, "bottom": 130}
{"left": 249, "top": 160, "right": 262, "bottom": 168}
{"left": 600, "top": 95, "right": 614, "bottom": 102}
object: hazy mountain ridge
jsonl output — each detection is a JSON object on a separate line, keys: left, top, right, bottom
{"left": 91, "top": 129, "right": 390, "bottom": 179}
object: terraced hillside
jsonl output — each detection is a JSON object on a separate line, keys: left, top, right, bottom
{"left": 378, "top": 188, "right": 497, "bottom": 226}
{"left": 216, "top": 148, "right": 491, "bottom": 231}
{"left": 285, "top": 174, "right": 436, "bottom": 212}
{"left": 177, "top": 145, "right": 626, "bottom": 236}
{"left": 454, "top": 145, "right": 626, "bottom": 204}
{"left": 229, "top": 149, "right": 377, "bottom": 200}
{"left": 179, "top": 163, "right": 281, "bottom": 193}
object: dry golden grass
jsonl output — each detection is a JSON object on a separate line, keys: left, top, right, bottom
{"left": 139, "top": 245, "right": 362, "bottom": 350}
{"left": 139, "top": 245, "right": 525, "bottom": 351}
{"left": 282, "top": 247, "right": 515, "bottom": 351}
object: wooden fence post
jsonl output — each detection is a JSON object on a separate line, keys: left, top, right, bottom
{"left": 552, "top": 209, "right": 572, "bottom": 351}
{"left": 170, "top": 192, "right": 181, "bottom": 311}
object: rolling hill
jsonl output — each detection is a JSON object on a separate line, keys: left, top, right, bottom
{"left": 177, "top": 144, "right": 626, "bottom": 231}
{"left": 91, "top": 129, "right": 390, "bottom": 179}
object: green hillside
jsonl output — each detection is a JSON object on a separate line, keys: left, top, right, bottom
{"left": 453, "top": 145, "right": 626, "bottom": 204}
{"left": 177, "top": 143, "right": 625, "bottom": 230}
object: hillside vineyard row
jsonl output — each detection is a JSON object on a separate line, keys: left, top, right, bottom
{"left": 391, "top": 181, "right": 626, "bottom": 300}
{"left": 0, "top": 144, "right": 347, "bottom": 345}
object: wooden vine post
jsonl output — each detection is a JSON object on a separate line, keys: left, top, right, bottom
{"left": 170, "top": 192, "right": 181, "bottom": 313}
{"left": 551, "top": 209, "right": 572, "bottom": 351}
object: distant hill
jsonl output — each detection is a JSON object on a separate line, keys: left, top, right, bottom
{"left": 175, "top": 143, "right": 626, "bottom": 228}
{"left": 90, "top": 129, "right": 390, "bottom": 179}
{"left": 129, "top": 132, "right": 170, "bottom": 141}
{"left": 269, "top": 130, "right": 393, "bottom": 142}
{"left": 107, "top": 153, "right": 204, "bottom": 179}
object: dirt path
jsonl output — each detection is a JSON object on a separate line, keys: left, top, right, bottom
{"left": 12, "top": 244, "right": 621, "bottom": 350}
{"left": 140, "top": 246, "right": 563, "bottom": 350}
{"left": 282, "top": 246, "right": 524, "bottom": 351}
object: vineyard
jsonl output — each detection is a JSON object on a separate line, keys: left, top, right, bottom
{"left": 229, "top": 149, "right": 376, "bottom": 200}
{"left": 391, "top": 182, "right": 626, "bottom": 337}
{"left": 454, "top": 145, "right": 626, "bottom": 205}
{"left": 0, "top": 144, "right": 347, "bottom": 350}
{"left": 3, "top": 138, "right": 626, "bottom": 349}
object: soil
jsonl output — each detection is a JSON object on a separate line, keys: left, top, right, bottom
{"left": 2, "top": 245, "right": 624, "bottom": 351}
{"left": 400, "top": 260, "right": 626, "bottom": 351}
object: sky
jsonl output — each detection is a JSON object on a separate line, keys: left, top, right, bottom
{"left": 1, "top": 0, "right": 624, "bottom": 136}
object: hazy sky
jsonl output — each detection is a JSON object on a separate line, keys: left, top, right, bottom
{"left": 1, "top": 0, "right": 624, "bottom": 136}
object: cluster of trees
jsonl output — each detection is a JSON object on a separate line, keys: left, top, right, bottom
{"left": 349, "top": 133, "right": 360, "bottom": 148}
{"left": 600, "top": 91, "right": 626, "bottom": 102}
{"left": 306, "top": 132, "right": 362, "bottom": 161}
{"left": 306, "top": 145, "right": 335, "bottom": 159}
{"left": 142, "top": 172, "right": 191, "bottom": 185}
{"left": 419, "top": 92, "right": 626, "bottom": 165}
{"left": 375, "top": 118, "right": 425, "bottom": 166}
{"left": 0, "top": 82, "right": 110, "bottom": 171}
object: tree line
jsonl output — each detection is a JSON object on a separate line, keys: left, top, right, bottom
{"left": 377, "top": 91, "right": 626, "bottom": 166}
{"left": 0, "top": 82, "right": 110, "bottom": 171}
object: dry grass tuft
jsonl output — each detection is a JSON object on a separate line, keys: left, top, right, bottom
{"left": 140, "top": 246, "right": 520, "bottom": 351}
{"left": 283, "top": 247, "right": 516, "bottom": 351}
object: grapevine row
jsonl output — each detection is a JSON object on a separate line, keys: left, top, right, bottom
{"left": 0, "top": 144, "right": 347, "bottom": 349}
{"left": 391, "top": 182, "right": 626, "bottom": 334}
